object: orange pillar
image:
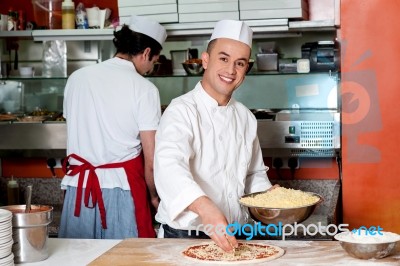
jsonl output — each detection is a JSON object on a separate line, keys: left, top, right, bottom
{"left": 340, "top": 0, "right": 400, "bottom": 232}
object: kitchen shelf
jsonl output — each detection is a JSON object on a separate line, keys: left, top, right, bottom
{"left": 0, "top": 20, "right": 338, "bottom": 41}
{"left": 0, "top": 30, "right": 33, "bottom": 40}
{"left": 1, "top": 71, "right": 339, "bottom": 80}
{"left": 2, "top": 76, "right": 67, "bottom": 80}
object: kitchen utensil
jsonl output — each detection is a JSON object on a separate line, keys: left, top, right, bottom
{"left": 334, "top": 230, "right": 400, "bottom": 260}
{"left": 86, "top": 7, "right": 100, "bottom": 28}
{"left": 0, "top": 205, "right": 53, "bottom": 263}
{"left": 170, "top": 50, "right": 189, "bottom": 75}
{"left": 256, "top": 53, "right": 278, "bottom": 71}
{"left": 182, "top": 60, "right": 204, "bottom": 76}
{"left": 240, "top": 191, "right": 323, "bottom": 225}
{"left": 25, "top": 185, "right": 32, "bottom": 213}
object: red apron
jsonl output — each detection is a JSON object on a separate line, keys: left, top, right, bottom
{"left": 62, "top": 153, "right": 155, "bottom": 238}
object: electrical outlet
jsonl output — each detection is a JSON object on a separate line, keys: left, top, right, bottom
{"left": 46, "top": 158, "right": 62, "bottom": 169}
{"left": 272, "top": 157, "right": 300, "bottom": 169}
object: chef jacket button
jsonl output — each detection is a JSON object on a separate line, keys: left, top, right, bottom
{"left": 228, "top": 193, "right": 232, "bottom": 198}
{"left": 219, "top": 135, "right": 223, "bottom": 141}
{"left": 242, "top": 162, "right": 246, "bottom": 167}
{"left": 238, "top": 134, "right": 242, "bottom": 139}
{"left": 212, "top": 108, "right": 216, "bottom": 113}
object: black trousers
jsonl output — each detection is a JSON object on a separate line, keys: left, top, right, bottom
{"left": 162, "top": 224, "right": 251, "bottom": 239}
{"left": 162, "top": 224, "right": 210, "bottom": 239}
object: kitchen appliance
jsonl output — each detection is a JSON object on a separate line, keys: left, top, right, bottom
{"left": 256, "top": 53, "right": 278, "bottom": 71}
{"left": 257, "top": 111, "right": 340, "bottom": 158}
{"left": 301, "top": 41, "right": 339, "bottom": 72}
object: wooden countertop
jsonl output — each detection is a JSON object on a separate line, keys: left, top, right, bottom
{"left": 88, "top": 238, "right": 400, "bottom": 265}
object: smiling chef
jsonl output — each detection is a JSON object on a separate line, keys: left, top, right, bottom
{"left": 154, "top": 20, "right": 273, "bottom": 252}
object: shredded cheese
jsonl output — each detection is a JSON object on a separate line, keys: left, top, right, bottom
{"left": 240, "top": 187, "right": 320, "bottom": 208}
{"left": 182, "top": 242, "right": 282, "bottom": 262}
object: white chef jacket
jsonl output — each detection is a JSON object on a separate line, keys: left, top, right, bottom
{"left": 154, "top": 82, "right": 272, "bottom": 230}
{"left": 62, "top": 57, "right": 161, "bottom": 190}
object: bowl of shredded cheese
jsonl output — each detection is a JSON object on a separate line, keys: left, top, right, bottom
{"left": 239, "top": 187, "right": 323, "bottom": 225}
{"left": 334, "top": 230, "right": 400, "bottom": 259}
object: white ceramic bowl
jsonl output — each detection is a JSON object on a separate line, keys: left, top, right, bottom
{"left": 19, "top": 67, "right": 34, "bottom": 77}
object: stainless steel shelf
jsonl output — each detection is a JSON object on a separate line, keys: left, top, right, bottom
{"left": 0, "top": 20, "right": 338, "bottom": 41}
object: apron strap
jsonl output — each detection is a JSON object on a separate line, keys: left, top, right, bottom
{"left": 63, "top": 153, "right": 155, "bottom": 237}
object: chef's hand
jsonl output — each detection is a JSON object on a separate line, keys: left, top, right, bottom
{"left": 150, "top": 195, "right": 160, "bottom": 210}
{"left": 267, "top": 184, "right": 280, "bottom": 191}
{"left": 188, "top": 196, "right": 238, "bottom": 252}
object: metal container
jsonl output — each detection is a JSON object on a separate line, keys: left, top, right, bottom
{"left": 256, "top": 53, "right": 278, "bottom": 71}
{"left": 0, "top": 205, "right": 53, "bottom": 263}
{"left": 240, "top": 192, "right": 323, "bottom": 225}
{"left": 334, "top": 231, "right": 400, "bottom": 260}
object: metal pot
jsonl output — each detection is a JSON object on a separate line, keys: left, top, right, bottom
{"left": 0, "top": 205, "right": 53, "bottom": 263}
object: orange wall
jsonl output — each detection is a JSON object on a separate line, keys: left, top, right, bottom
{"left": 340, "top": 0, "right": 400, "bottom": 232}
{"left": 1, "top": 157, "right": 339, "bottom": 180}
{"left": 2, "top": 158, "right": 64, "bottom": 178}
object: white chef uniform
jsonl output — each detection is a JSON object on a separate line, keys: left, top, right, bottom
{"left": 155, "top": 82, "right": 272, "bottom": 231}
{"left": 62, "top": 57, "right": 161, "bottom": 190}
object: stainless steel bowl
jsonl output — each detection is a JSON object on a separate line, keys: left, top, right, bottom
{"left": 240, "top": 191, "right": 323, "bottom": 225}
{"left": 334, "top": 231, "right": 400, "bottom": 259}
{"left": 182, "top": 62, "right": 204, "bottom": 75}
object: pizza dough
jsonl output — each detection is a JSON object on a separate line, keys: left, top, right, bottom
{"left": 182, "top": 242, "right": 285, "bottom": 264}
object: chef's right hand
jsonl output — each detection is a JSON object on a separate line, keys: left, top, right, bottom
{"left": 188, "top": 196, "right": 238, "bottom": 252}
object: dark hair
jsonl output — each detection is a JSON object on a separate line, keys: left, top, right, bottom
{"left": 206, "top": 39, "right": 217, "bottom": 54}
{"left": 113, "top": 25, "right": 162, "bottom": 60}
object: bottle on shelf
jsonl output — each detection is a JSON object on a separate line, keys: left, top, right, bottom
{"left": 7, "top": 175, "right": 20, "bottom": 205}
{"left": 18, "top": 10, "right": 26, "bottom": 30}
{"left": 62, "top": 0, "right": 75, "bottom": 29}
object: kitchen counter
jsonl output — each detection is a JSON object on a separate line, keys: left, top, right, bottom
{"left": 16, "top": 238, "right": 400, "bottom": 266}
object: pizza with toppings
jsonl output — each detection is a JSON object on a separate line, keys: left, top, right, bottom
{"left": 181, "top": 242, "right": 284, "bottom": 264}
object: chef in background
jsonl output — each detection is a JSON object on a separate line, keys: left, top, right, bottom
{"left": 154, "top": 20, "right": 272, "bottom": 251}
{"left": 59, "top": 15, "right": 167, "bottom": 239}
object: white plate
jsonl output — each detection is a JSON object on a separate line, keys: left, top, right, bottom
{"left": 0, "top": 246, "right": 12, "bottom": 260}
{"left": 0, "top": 238, "right": 13, "bottom": 249}
{"left": 0, "top": 250, "right": 13, "bottom": 264}
{"left": 0, "top": 210, "right": 12, "bottom": 223}
{"left": 0, "top": 224, "right": 12, "bottom": 232}
{"left": 0, "top": 233, "right": 12, "bottom": 245}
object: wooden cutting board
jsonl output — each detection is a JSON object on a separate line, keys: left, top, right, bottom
{"left": 88, "top": 238, "right": 400, "bottom": 266}
{"left": 88, "top": 238, "right": 197, "bottom": 266}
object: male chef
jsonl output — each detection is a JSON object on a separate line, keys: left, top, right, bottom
{"left": 154, "top": 20, "right": 272, "bottom": 252}
{"left": 59, "top": 15, "right": 167, "bottom": 239}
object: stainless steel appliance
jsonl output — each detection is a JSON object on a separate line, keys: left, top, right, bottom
{"left": 257, "top": 111, "right": 340, "bottom": 158}
{"left": 301, "top": 41, "right": 339, "bottom": 72}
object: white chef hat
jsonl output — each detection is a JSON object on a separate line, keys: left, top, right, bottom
{"left": 129, "top": 15, "right": 167, "bottom": 46}
{"left": 210, "top": 20, "right": 253, "bottom": 48}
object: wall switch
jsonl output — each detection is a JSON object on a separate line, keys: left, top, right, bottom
{"left": 46, "top": 158, "right": 62, "bottom": 169}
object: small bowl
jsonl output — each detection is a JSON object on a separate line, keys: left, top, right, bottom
{"left": 334, "top": 231, "right": 400, "bottom": 260}
{"left": 240, "top": 191, "right": 323, "bottom": 225}
{"left": 182, "top": 61, "right": 204, "bottom": 76}
{"left": 19, "top": 66, "right": 34, "bottom": 77}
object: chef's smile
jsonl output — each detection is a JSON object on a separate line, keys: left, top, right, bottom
{"left": 219, "top": 74, "right": 235, "bottom": 83}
